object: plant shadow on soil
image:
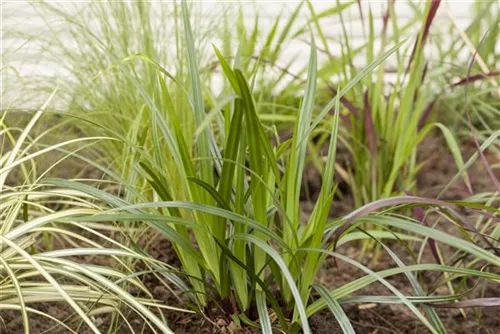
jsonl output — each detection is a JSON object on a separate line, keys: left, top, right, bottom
{"left": 2, "top": 135, "right": 499, "bottom": 333}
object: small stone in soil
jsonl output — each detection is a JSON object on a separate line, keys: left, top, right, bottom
{"left": 217, "top": 318, "right": 228, "bottom": 327}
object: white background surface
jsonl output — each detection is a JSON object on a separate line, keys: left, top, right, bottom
{"left": 1, "top": 1, "right": 496, "bottom": 103}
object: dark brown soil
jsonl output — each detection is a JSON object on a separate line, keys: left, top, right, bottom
{"left": 310, "top": 304, "right": 500, "bottom": 334}
{"left": 2, "top": 134, "right": 499, "bottom": 333}
{"left": 309, "top": 244, "right": 500, "bottom": 334}
{"left": 417, "top": 136, "right": 500, "bottom": 199}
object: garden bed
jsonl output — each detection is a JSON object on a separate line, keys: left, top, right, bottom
{"left": 2, "top": 1, "right": 499, "bottom": 333}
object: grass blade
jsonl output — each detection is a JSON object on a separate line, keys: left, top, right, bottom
{"left": 313, "top": 285, "right": 355, "bottom": 334}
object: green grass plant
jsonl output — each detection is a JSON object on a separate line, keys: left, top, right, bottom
{"left": 428, "top": 0, "right": 500, "bottom": 151}
{"left": 37, "top": 2, "right": 500, "bottom": 332}
{"left": 0, "top": 93, "right": 190, "bottom": 333}
{"left": 299, "top": 1, "right": 476, "bottom": 216}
